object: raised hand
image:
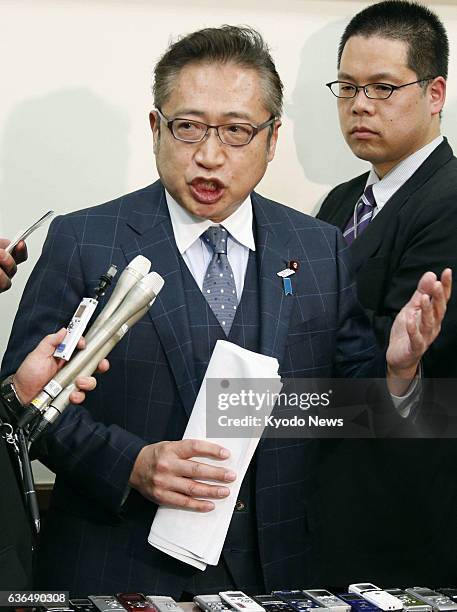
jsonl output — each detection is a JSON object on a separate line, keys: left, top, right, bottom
{"left": 386, "top": 268, "right": 452, "bottom": 394}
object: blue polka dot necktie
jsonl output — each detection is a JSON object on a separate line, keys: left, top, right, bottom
{"left": 201, "top": 225, "right": 238, "bottom": 335}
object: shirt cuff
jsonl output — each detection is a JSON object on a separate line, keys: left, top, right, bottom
{"left": 390, "top": 362, "right": 423, "bottom": 418}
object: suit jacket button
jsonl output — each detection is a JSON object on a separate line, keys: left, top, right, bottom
{"left": 235, "top": 499, "right": 246, "bottom": 512}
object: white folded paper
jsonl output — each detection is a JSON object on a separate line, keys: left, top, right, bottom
{"left": 148, "top": 339, "right": 281, "bottom": 570}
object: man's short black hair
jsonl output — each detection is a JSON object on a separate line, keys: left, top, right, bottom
{"left": 338, "top": 1, "right": 449, "bottom": 80}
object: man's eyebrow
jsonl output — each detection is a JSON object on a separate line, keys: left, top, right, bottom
{"left": 170, "top": 108, "right": 205, "bottom": 117}
{"left": 170, "top": 109, "right": 255, "bottom": 122}
{"left": 220, "top": 111, "right": 255, "bottom": 121}
{"left": 337, "top": 71, "right": 398, "bottom": 82}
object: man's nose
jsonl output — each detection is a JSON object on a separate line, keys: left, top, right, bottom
{"left": 351, "top": 87, "right": 375, "bottom": 114}
{"left": 194, "top": 128, "right": 226, "bottom": 168}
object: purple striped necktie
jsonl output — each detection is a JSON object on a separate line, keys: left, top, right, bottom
{"left": 343, "top": 184, "right": 376, "bottom": 245}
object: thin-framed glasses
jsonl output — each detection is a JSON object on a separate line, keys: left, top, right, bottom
{"left": 155, "top": 108, "right": 275, "bottom": 146}
{"left": 325, "top": 77, "right": 437, "bottom": 99}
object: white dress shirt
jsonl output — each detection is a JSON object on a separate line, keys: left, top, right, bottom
{"left": 165, "top": 191, "right": 255, "bottom": 299}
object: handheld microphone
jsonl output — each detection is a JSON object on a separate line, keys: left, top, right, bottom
{"left": 84, "top": 255, "right": 151, "bottom": 343}
{"left": 9, "top": 263, "right": 121, "bottom": 429}
{"left": 22, "top": 256, "right": 153, "bottom": 421}
{"left": 20, "top": 267, "right": 162, "bottom": 429}
{"left": 53, "top": 256, "right": 149, "bottom": 362}
{"left": 29, "top": 302, "right": 153, "bottom": 442}
{"left": 53, "top": 264, "right": 118, "bottom": 362}
{"left": 38, "top": 270, "right": 164, "bottom": 403}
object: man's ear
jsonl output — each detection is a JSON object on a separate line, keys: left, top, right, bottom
{"left": 267, "top": 119, "right": 282, "bottom": 163}
{"left": 149, "top": 111, "right": 160, "bottom": 154}
{"left": 429, "top": 76, "right": 446, "bottom": 116}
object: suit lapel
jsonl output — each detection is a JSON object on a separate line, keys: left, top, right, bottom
{"left": 252, "top": 193, "right": 297, "bottom": 364}
{"left": 351, "top": 139, "right": 454, "bottom": 269}
{"left": 327, "top": 175, "right": 367, "bottom": 230}
{"left": 121, "top": 183, "right": 198, "bottom": 416}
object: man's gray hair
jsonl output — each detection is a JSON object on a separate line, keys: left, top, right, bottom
{"left": 153, "top": 25, "right": 283, "bottom": 118}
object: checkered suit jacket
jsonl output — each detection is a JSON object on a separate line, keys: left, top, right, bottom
{"left": 1, "top": 181, "right": 379, "bottom": 596}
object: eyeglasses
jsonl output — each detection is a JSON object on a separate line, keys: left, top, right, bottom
{"left": 325, "top": 77, "right": 436, "bottom": 99}
{"left": 155, "top": 108, "right": 275, "bottom": 146}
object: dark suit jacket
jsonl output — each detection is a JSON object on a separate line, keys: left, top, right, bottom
{"left": 0, "top": 402, "right": 33, "bottom": 590}
{"left": 318, "top": 137, "right": 457, "bottom": 376}
{"left": 1, "top": 181, "right": 380, "bottom": 596}
{"left": 316, "top": 138, "right": 457, "bottom": 587}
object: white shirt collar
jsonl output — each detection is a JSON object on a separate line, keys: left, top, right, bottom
{"left": 366, "top": 135, "right": 443, "bottom": 209}
{"left": 165, "top": 190, "right": 256, "bottom": 254}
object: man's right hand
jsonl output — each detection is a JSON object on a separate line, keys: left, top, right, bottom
{"left": 128, "top": 439, "right": 236, "bottom": 512}
{"left": 0, "top": 238, "right": 28, "bottom": 293}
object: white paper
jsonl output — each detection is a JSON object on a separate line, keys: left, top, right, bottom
{"left": 148, "top": 340, "right": 281, "bottom": 570}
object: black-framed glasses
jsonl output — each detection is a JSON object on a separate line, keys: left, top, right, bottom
{"left": 155, "top": 108, "right": 275, "bottom": 146}
{"left": 325, "top": 77, "right": 437, "bottom": 99}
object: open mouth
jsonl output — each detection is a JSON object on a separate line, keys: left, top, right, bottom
{"left": 189, "top": 178, "right": 225, "bottom": 204}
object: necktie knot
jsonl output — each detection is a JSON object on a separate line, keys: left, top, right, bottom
{"left": 362, "top": 184, "right": 376, "bottom": 209}
{"left": 202, "top": 225, "right": 228, "bottom": 255}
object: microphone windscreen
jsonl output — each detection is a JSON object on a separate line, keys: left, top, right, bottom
{"left": 85, "top": 255, "right": 151, "bottom": 342}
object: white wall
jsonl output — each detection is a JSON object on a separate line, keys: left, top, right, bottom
{"left": 1, "top": 0, "right": 456, "bottom": 481}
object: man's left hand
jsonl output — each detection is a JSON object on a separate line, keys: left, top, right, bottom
{"left": 386, "top": 268, "right": 452, "bottom": 392}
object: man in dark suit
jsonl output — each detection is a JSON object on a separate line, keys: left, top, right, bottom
{"left": 317, "top": 1, "right": 457, "bottom": 586}
{"left": 1, "top": 26, "right": 449, "bottom": 597}
{"left": 0, "top": 240, "right": 105, "bottom": 591}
